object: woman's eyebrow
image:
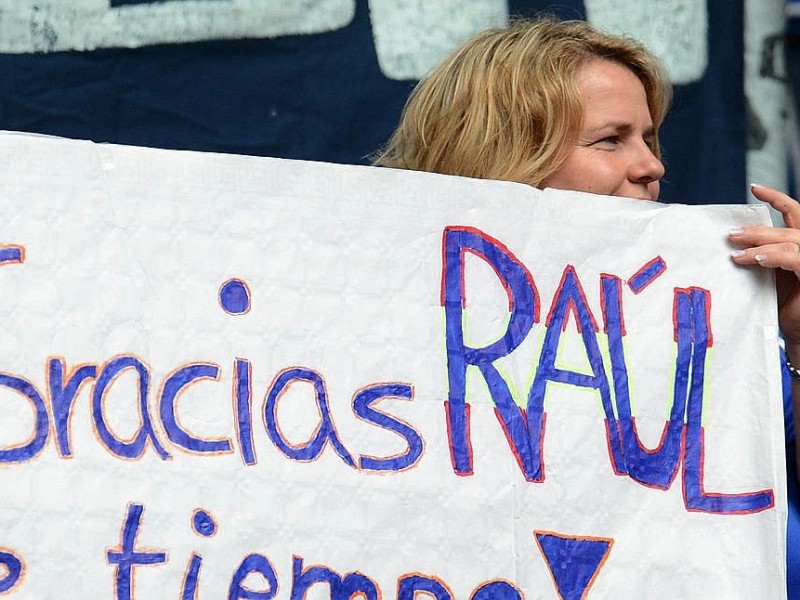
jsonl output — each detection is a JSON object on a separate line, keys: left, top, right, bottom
{"left": 586, "top": 122, "right": 655, "bottom": 138}
{"left": 585, "top": 121, "right": 632, "bottom": 134}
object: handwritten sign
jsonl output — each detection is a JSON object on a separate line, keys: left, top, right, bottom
{"left": 0, "top": 131, "right": 787, "bottom": 598}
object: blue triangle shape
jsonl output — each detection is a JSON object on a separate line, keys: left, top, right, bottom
{"left": 534, "top": 531, "right": 614, "bottom": 600}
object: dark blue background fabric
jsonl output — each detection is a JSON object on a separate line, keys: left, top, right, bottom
{"left": 657, "top": 0, "right": 745, "bottom": 204}
{"left": 782, "top": 351, "right": 800, "bottom": 598}
{"left": 788, "top": 442, "right": 800, "bottom": 598}
{"left": 0, "top": 0, "right": 743, "bottom": 204}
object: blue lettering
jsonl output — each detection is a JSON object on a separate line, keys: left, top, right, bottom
{"left": 353, "top": 383, "right": 422, "bottom": 472}
{"left": 679, "top": 288, "right": 774, "bottom": 514}
{"left": 182, "top": 554, "right": 203, "bottom": 600}
{"left": 534, "top": 531, "right": 613, "bottom": 600}
{"left": 265, "top": 368, "right": 354, "bottom": 467}
{"left": 290, "top": 557, "right": 378, "bottom": 600}
{"left": 397, "top": 574, "right": 453, "bottom": 600}
{"left": 528, "top": 265, "right": 616, "bottom": 482}
{"left": 92, "top": 356, "right": 170, "bottom": 460}
{"left": 0, "top": 372, "right": 49, "bottom": 463}
{"left": 107, "top": 503, "right": 167, "bottom": 600}
{"left": 470, "top": 581, "right": 522, "bottom": 600}
{"left": 600, "top": 274, "right": 682, "bottom": 487}
{"left": 627, "top": 256, "right": 666, "bottom": 294}
{"left": 159, "top": 363, "right": 232, "bottom": 454}
{"left": 235, "top": 359, "right": 257, "bottom": 466}
{"left": 441, "top": 226, "right": 539, "bottom": 479}
{"left": 0, "top": 549, "right": 22, "bottom": 593}
{"left": 228, "top": 553, "right": 278, "bottom": 600}
{"left": 47, "top": 358, "right": 97, "bottom": 458}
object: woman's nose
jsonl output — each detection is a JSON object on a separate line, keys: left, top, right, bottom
{"left": 629, "top": 144, "right": 665, "bottom": 184}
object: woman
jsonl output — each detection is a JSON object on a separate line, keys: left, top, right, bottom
{"left": 374, "top": 15, "right": 800, "bottom": 592}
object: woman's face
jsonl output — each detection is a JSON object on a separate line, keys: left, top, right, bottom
{"left": 542, "top": 59, "right": 664, "bottom": 201}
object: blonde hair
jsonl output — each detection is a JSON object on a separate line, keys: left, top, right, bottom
{"left": 373, "top": 17, "right": 672, "bottom": 187}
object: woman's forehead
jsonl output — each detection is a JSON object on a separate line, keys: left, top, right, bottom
{"left": 575, "top": 60, "right": 652, "bottom": 124}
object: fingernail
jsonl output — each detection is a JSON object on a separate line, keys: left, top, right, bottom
{"left": 730, "top": 249, "right": 745, "bottom": 257}
{"left": 729, "top": 228, "right": 743, "bottom": 236}
{"left": 750, "top": 182, "right": 765, "bottom": 189}
{"left": 755, "top": 254, "right": 767, "bottom": 262}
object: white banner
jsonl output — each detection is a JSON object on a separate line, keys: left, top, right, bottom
{"left": 0, "top": 131, "right": 786, "bottom": 598}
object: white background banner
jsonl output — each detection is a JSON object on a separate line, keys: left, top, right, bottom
{"left": 0, "top": 132, "right": 787, "bottom": 598}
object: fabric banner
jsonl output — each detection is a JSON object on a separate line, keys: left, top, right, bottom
{"left": 0, "top": 131, "right": 786, "bottom": 598}
{"left": 0, "top": 0, "right": 743, "bottom": 205}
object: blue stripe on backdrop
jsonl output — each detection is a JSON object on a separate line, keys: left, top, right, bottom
{"left": 0, "top": 1, "right": 410, "bottom": 162}
{"left": 0, "top": 0, "right": 743, "bottom": 205}
{"left": 657, "top": 0, "right": 745, "bottom": 205}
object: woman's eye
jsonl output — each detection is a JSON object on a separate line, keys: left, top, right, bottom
{"left": 595, "top": 136, "right": 620, "bottom": 146}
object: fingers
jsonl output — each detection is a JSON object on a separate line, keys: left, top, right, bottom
{"left": 728, "top": 185, "right": 800, "bottom": 274}
{"left": 729, "top": 225, "right": 800, "bottom": 247}
{"left": 750, "top": 183, "right": 800, "bottom": 228}
{"left": 730, "top": 241, "right": 800, "bottom": 273}
{"left": 729, "top": 184, "right": 800, "bottom": 250}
